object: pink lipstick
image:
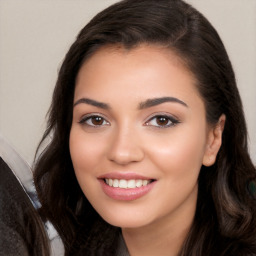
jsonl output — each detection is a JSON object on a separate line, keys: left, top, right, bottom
{"left": 98, "top": 173, "right": 156, "bottom": 201}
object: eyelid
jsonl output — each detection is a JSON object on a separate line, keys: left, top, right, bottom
{"left": 78, "top": 113, "right": 110, "bottom": 126}
{"left": 144, "top": 112, "right": 180, "bottom": 128}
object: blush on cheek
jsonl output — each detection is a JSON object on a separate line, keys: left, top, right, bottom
{"left": 69, "top": 132, "right": 107, "bottom": 178}
{"left": 148, "top": 133, "right": 205, "bottom": 179}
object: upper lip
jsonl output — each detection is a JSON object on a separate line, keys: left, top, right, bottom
{"left": 98, "top": 172, "right": 155, "bottom": 180}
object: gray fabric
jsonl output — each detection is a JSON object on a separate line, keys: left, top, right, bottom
{"left": 0, "top": 219, "right": 29, "bottom": 256}
{"left": 0, "top": 134, "right": 64, "bottom": 255}
{"left": 0, "top": 157, "right": 36, "bottom": 255}
{"left": 0, "top": 133, "right": 39, "bottom": 208}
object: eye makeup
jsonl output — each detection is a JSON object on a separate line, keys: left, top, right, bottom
{"left": 78, "top": 113, "right": 110, "bottom": 127}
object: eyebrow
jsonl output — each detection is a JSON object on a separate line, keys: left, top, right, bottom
{"left": 73, "top": 98, "right": 110, "bottom": 109}
{"left": 139, "top": 97, "right": 188, "bottom": 109}
{"left": 73, "top": 96, "right": 188, "bottom": 110}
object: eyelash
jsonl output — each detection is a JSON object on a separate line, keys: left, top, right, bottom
{"left": 78, "top": 113, "right": 180, "bottom": 128}
{"left": 144, "top": 114, "right": 180, "bottom": 128}
{"left": 79, "top": 114, "right": 110, "bottom": 127}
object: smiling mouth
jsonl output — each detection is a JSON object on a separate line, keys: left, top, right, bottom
{"left": 99, "top": 177, "right": 156, "bottom": 200}
{"left": 104, "top": 178, "right": 155, "bottom": 189}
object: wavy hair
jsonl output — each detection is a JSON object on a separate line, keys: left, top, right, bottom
{"left": 34, "top": 0, "right": 256, "bottom": 255}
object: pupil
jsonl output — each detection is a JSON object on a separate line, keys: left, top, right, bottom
{"left": 157, "top": 117, "right": 168, "bottom": 126}
{"left": 92, "top": 117, "right": 103, "bottom": 125}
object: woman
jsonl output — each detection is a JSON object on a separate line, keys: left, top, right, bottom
{"left": 34, "top": 0, "right": 256, "bottom": 255}
{"left": 0, "top": 135, "right": 50, "bottom": 256}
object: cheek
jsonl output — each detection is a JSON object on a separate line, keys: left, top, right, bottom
{"left": 69, "top": 128, "right": 109, "bottom": 205}
{"left": 69, "top": 128, "right": 106, "bottom": 177}
{"left": 145, "top": 126, "right": 207, "bottom": 178}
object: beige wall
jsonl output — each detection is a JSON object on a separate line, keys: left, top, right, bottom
{"left": 0, "top": 0, "right": 255, "bottom": 165}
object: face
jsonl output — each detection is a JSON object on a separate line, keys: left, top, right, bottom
{"left": 69, "top": 44, "right": 214, "bottom": 229}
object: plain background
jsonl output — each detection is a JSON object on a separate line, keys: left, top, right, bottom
{"left": 0, "top": 0, "right": 255, "bottom": 166}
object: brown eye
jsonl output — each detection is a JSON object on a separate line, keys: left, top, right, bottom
{"left": 145, "top": 114, "right": 179, "bottom": 128}
{"left": 156, "top": 117, "right": 169, "bottom": 126}
{"left": 79, "top": 115, "right": 110, "bottom": 127}
{"left": 91, "top": 116, "right": 104, "bottom": 125}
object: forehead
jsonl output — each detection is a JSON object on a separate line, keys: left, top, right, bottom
{"left": 78, "top": 44, "right": 192, "bottom": 77}
{"left": 74, "top": 44, "right": 202, "bottom": 108}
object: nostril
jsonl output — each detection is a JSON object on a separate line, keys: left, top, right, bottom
{"left": 108, "top": 147, "right": 145, "bottom": 165}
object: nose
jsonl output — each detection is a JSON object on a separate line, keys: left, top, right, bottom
{"left": 107, "top": 127, "right": 144, "bottom": 165}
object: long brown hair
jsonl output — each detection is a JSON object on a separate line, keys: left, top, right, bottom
{"left": 34, "top": 0, "right": 256, "bottom": 255}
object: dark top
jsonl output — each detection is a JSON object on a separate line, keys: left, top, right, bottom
{"left": 0, "top": 157, "right": 47, "bottom": 256}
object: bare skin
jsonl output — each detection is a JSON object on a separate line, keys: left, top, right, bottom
{"left": 69, "top": 44, "right": 225, "bottom": 255}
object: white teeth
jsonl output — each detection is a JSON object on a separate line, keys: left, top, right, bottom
{"left": 142, "top": 180, "right": 148, "bottom": 186}
{"left": 136, "top": 180, "right": 142, "bottom": 187}
{"left": 127, "top": 179, "right": 136, "bottom": 188}
{"left": 119, "top": 179, "right": 127, "bottom": 188}
{"left": 105, "top": 178, "right": 151, "bottom": 189}
{"left": 113, "top": 179, "right": 119, "bottom": 188}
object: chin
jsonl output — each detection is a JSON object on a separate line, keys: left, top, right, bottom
{"left": 98, "top": 210, "right": 153, "bottom": 229}
{"left": 105, "top": 218, "right": 149, "bottom": 229}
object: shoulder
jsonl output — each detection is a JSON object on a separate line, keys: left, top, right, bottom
{"left": 0, "top": 157, "right": 49, "bottom": 256}
{"left": 0, "top": 157, "right": 31, "bottom": 255}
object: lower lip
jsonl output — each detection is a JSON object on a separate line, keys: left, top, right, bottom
{"left": 99, "top": 179, "right": 156, "bottom": 201}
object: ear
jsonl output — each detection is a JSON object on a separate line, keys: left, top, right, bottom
{"left": 203, "top": 114, "right": 226, "bottom": 167}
